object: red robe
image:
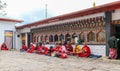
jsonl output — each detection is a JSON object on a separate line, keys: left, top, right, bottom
{"left": 36, "top": 46, "right": 42, "bottom": 51}
{"left": 20, "top": 45, "right": 28, "bottom": 51}
{"left": 36, "top": 46, "right": 42, "bottom": 53}
{"left": 27, "top": 45, "right": 35, "bottom": 53}
{"left": 65, "top": 44, "right": 73, "bottom": 52}
{"left": 53, "top": 46, "right": 61, "bottom": 52}
{"left": 42, "top": 46, "right": 49, "bottom": 55}
{"left": 79, "top": 45, "right": 91, "bottom": 57}
{"left": 1, "top": 44, "right": 8, "bottom": 50}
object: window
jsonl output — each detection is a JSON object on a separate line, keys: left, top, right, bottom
{"left": 79, "top": 33, "right": 85, "bottom": 42}
{"left": 65, "top": 33, "right": 71, "bottom": 42}
{"left": 59, "top": 34, "right": 64, "bottom": 42}
{"left": 97, "top": 30, "right": 106, "bottom": 42}
{"left": 41, "top": 35, "right": 43, "bottom": 42}
{"left": 54, "top": 34, "right": 58, "bottom": 42}
{"left": 72, "top": 33, "right": 78, "bottom": 44}
{"left": 44, "top": 35, "right": 48, "bottom": 42}
{"left": 49, "top": 35, "right": 53, "bottom": 42}
{"left": 87, "top": 31, "right": 95, "bottom": 42}
{"left": 33, "top": 36, "right": 36, "bottom": 43}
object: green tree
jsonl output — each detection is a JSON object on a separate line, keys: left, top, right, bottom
{"left": 0, "top": 0, "right": 7, "bottom": 16}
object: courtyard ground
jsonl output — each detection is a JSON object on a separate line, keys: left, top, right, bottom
{"left": 0, "top": 51, "right": 120, "bottom": 71}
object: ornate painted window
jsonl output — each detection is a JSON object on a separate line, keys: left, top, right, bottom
{"left": 54, "top": 34, "right": 58, "bottom": 42}
{"left": 41, "top": 35, "right": 43, "bottom": 42}
{"left": 79, "top": 33, "right": 85, "bottom": 42}
{"left": 65, "top": 33, "right": 71, "bottom": 42}
{"left": 59, "top": 34, "right": 64, "bottom": 42}
{"left": 49, "top": 35, "right": 53, "bottom": 42}
{"left": 87, "top": 31, "right": 95, "bottom": 42}
{"left": 33, "top": 36, "right": 37, "bottom": 43}
{"left": 37, "top": 36, "right": 39, "bottom": 42}
{"left": 45, "top": 35, "right": 48, "bottom": 43}
{"left": 97, "top": 30, "right": 106, "bottom": 43}
{"left": 72, "top": 33, "right": 78, "bottom": 44}
{"left": 37, "top": 36, "right": 41, "bottom": 42}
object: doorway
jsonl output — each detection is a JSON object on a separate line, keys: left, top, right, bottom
{"left": 27, "top": 33, "right": 30, "bottom": 48}
{"left": 115, "top": 26, "right": 120, "bottom": 59}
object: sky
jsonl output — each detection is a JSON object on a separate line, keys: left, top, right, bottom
{"left": 1, "top": 0, "right": 119, "bottom": 25}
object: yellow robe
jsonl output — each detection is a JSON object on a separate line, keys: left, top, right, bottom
{"left": 73, "top": 45, "right": 81, "bottom": 53}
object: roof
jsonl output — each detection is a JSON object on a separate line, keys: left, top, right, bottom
{"left": 0, "top": 18, "right": 23, "bottom": 23}
{"left": 16, "top": 1, "right": 120, "bottom": 29}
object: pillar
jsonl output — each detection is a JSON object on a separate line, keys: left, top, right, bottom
{"left": 25, "top": 33, "right": 28, "bottom": 46}
{"left": 105, "top": 11, "right": 112, "bottom": 56}
{"left": 30, "top": 32, "right": 33, "bottom": 43}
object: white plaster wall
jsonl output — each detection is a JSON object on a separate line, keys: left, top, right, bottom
{"left": 87, "top": 45, "right": 106, "bottom": 56}
{"left": 112, "top": 9, "right": 120, "bottom": 20}
{"left": 0, "top": 21, "right": 18, "bottom": 49}
{"left": 15, "top": 32, "right": 22, "bottom": 50}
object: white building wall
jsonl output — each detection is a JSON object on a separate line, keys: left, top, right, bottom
{"left": 16, "top": 28, "right": 30, "bottom": 50}
{"left": 112, "top": 9, "right": 120, "bottom": 20}
{"left": 15, "top": 32, "right": 22, "bottom": 50}
{"left": 0, "top": 21, "right": 16, "bottom": 48}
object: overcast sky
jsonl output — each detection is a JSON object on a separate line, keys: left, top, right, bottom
{"left": 2, "top": 0, "right": 119, "bottom": 25}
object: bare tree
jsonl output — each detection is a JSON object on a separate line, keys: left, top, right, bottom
{"left": 0, "top": 0, "right": 7, "bottom": 16}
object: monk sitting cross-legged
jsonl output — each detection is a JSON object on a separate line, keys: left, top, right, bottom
{"left": 65, "top": 41, "right": 73, "bottom": 55}
{"left": 73, "top": 43, "right": 81, "bottom": 55}
{"left": 78, "top": 42, "right": 91, "bottom": 57}
{"left": 33, "top": 43, "right": 42, "bottom": 54}
{"left": 0, "top": 42, "right": 8, "bottom": 50}
{"left": 52, "top": 43, "right": 67, "bottom": 58}
{"left": 27, "top": 43, "right": 35, "bottom": 53}
{"left": 41, "top": 44, "right": 49, "bottom": 55}
{"left": 20, "top": 43, "right": 28, "bottom": 52}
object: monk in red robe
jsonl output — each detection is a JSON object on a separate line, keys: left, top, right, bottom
{"left": 41, "top": 44, "right": 49, "bottom": 55}
{"left": 53, "top": 43, "right": 61, "bottom": 52}
{"left": 65, "top": 41, "right": 73, "bottom": 55}
{"left": 27, "top": 43, "right": 35, "bottom": 53}
{"left": 33, "top": 43, "right": 42, "bottom": 53}
{"left": 52, "top": 43, "right": 67, "bottom": 58}
{"left": 20, "top": 43, "right": 28, "bottom": 52}
{"left": 0, "top": 42, "right": 8, "bottom": 50}
{"left": 79, "top": 43, "right": 91, "bottom": 57}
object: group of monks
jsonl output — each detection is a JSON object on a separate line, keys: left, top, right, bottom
{"left": 0, "top": 41, "right": 91, "bottom": 58}
{"left": 20, "top": 41, "right": 91, "bottom": 59}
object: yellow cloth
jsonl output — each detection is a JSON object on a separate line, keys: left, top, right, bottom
{"left": 73, "top": 45, "right": 81, "bottom": 53}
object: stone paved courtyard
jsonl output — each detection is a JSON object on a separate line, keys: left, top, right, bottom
{"left": 0, "top": 51, "right": 120, "bottom": 71}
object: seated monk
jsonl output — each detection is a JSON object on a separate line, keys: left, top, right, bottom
{"left": 33, "top": 43, "right": 42, "bottom": 54}
{"left": 20, "top": 43, "right": 28, "bottom": 52}
{"left": 78, "top": 43, "right": 91, "bottom": 57}
{"left": 73, "top": 43, "right": 81, "bottom": 55}
{"left": 65, "top": 41, "right": 73, "bottom": 54}
{"left": 27, "top": 43, "right": 35, "bottom": 53}
{"left": 59, "top": 44, "right": 67, "bottom": 58}
{"left": 52, "top": 43, "right": 67, "bottom": 58}
{"left": 48, "top": 46, "right": 54, "bottom": 56}
{"left": 53, "top": 43, "right": 61, "bottom": 51}
{"left": 59, "top": 44, "right": 67, "bottom": 53}
{"left": 51, "top": 43, "right": 61, "bottom": 56}
{"left": 41, "top": 44, "right": 49, "bottom": 55}
{"left": 0, "top": 42, "right": 8, "bottom": 50}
